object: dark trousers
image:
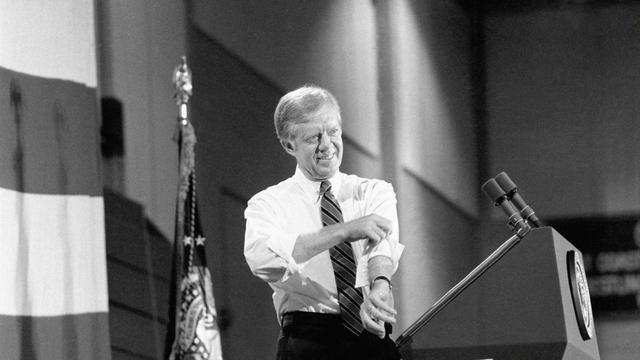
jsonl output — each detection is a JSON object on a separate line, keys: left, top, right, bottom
{"left": 276, "top": 311, "right": 402, "bottom": 360}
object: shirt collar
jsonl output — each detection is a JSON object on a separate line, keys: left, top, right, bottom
{"left": 293, "top": 166, "right": 343, "bottom": 202}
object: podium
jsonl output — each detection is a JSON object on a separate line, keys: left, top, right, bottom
{"left": 397, "top": 227, "right": 600, "bottom": 360}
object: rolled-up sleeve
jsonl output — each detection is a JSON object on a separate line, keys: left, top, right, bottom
{"left": 244, "top": 196, "right": 302, "bottom": 284}
{"left": 354, "top": 181, "right": 404, "bottom": 287}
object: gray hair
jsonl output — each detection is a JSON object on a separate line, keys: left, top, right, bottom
{"left": 274, "top": 85, "right": 341, "bottom": 141}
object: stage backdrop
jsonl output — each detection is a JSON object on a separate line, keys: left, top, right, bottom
{"left": 0, "top": 1, "right": 111, "bottom": 359}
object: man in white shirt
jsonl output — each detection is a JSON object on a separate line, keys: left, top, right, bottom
{"left": 244, "top": 85, "right": 403, "bottom": 360}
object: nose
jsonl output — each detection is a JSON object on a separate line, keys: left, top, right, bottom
{"left": 318, "top": 132, "right": 331, "bottom": 150}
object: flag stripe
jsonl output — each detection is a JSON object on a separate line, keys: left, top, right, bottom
{"left": 0, "top": 188, "right": 108, "bottom": 316}
{"left": 0, "top": 1, "right": 97, "bottom": 87}
{"left": 0, "top": 2, "right": 110, "bottom": 358}
{"left": 0, "top": 67, "right": 101, "bottom": 196}
{"left": 0, "top": 313, "right": 111, "bottom": 360}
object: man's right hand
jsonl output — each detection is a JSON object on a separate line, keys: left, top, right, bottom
{"left": 342, "top": 214, "right": 392, "bottom": 245}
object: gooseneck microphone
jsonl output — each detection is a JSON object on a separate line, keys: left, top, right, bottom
{"left": 494, "top": 172, "right": 543, "bottom": 228}
{"left": 481, "top": 178, "right": 530, "bottom": 237}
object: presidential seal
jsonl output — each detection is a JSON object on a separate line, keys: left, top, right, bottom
{"left": 567, "top": 250, "right": 594, "bottom": 340}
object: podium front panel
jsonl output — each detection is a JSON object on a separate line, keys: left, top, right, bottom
{"left": 407, "top": 227, "right": 600, "bottom": 360}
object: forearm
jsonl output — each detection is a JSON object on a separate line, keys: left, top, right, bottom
{"left": 292, "top": 223, "right": 347, "bottom": 263}
{"left": 292, "top": 214, "right": 393, "bottom": 264}
{"left": 368, "top": 255, "right": 394, "bottom": 286}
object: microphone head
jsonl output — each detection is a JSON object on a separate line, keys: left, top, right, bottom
{"left": 481, "top": 178, "right": 506, "bottom": 204}
{"left": 495, "top": 171, "right": 517, "bottom": 194}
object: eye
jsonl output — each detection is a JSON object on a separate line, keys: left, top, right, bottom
{"left": 305, "top": 135, "right": 320, "bottom": 144}
{"left": 328, "top": 128, "right": 340, "bottom": 136}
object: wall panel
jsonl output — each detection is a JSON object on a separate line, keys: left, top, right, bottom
{"left": 396, "top": 169, "right": 478, "bottom": 333}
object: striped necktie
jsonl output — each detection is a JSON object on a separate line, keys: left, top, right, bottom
{"left": 320, "top": 180, "right": 364, "bottom": 335}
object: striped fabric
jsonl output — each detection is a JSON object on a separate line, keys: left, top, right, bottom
{"left": 320, "top": 181, "right": 364, "bottom": 335}
{"left": 0, "top": 2, "right": 110, "bottom": 359}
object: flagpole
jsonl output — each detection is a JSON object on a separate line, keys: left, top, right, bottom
{"left": 173, "top": 55, "right": 193, "bottom": 244}
{"left": 168, "top": 56, "right": 223, "bottom": 360}
{"left": 170, "top": 56, "right": 193, "bottom": 359}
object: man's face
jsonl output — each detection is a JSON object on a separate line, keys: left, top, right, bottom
{"left": 284, "top": 105, "right": 343, "bottom": 181}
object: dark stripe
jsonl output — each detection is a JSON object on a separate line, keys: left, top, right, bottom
{"left": 342, "top": 318, "right": 362, "bottom": 335}
{"left": 321, "top": 208, "right": 342, "bottom": 224}
{"left": 321, "top": 203, "right": 341, "bottom": 219}
{"left": 334, "top": 271, "right": 355, "bottom": 289}
{"left": 330, "top": 252, "right": 356, "bottom": 273}
{"left": 331, "top": 256, "right": 357, "bottom": 279}
{"left": 323, "top": 195, "right": 342, "bottom": 215}
{"left": 330, "top": 250, "right": 354, "bottom": 266}
{"left": 323, "top": 206, "right": 343, "bottom": 223}
{"left": 321, "top": 204, "right": 342, "bottom": 222}
{"left": 340, "top": 293, "right": 363, "bottom": 313}
{"left": 330, "top": 246, "right": 355, "bottom": 264}
{"left": 339, "top": 300, "right": 363, "bottom": 333}
{"left": 320, "top": 203, "right": 342, "bottom": 219}
{"left": 334, "top": 273, "right": 356, "bottom": 291}
{"left": 340, "top": 288, "right": 363, "bottom": 306}
{"left": 333, "top": 244, "right": 356, "bottom": 263}
{"left": 338, "top": 295, "right": 361, "bottom": 317}
{"left": 0, "top": 66, "right": 101, "bottom": 195}
{"left": 344, "top": 287, "right": 363, "bottom": 301}
{"left": 340, "top": 304, "right": 361, "bottom": 323}
{"left": 0, "top": 312, "right": 111, "bottom": 360}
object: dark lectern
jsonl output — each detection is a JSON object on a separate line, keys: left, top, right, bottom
{"left": 397, "top": 227, "right": 600, "bottom": 360}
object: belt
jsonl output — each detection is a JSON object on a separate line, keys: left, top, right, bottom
{"left": 281, "top": 311, "right": 394, "bottom": 337}
{"left": 281, "top": 311, "right": 347, "bottom": 340}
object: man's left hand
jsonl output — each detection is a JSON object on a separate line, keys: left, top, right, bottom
{"left": 360, "top": 278, "right": 396, "bottom": 338}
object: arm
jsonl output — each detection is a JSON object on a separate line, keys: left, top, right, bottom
{"left": 245, "top": 196, "right": 300, "bottom": 283}
{"left": 355, "top": 180, "right": 403, "bottom": 338}
{"left": 292, "top": 214, "right": 392, "bottom": 263}
{"left": 245, "top": 192, "right": 393, "bottom": 283}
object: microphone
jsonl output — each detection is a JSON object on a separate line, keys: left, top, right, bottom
{"left": 481, "top": 178, "right": 530, "bottom": 237}
{"left": 494, "top": 172, "right": 543, "bottom": 228}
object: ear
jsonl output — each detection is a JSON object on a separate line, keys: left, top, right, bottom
{"left": 281, "top": 139, "right": 295, "bottom": 156}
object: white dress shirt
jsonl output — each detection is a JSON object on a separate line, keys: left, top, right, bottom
{"left": 244, "top": 167, "right": 404, "bottom": 321}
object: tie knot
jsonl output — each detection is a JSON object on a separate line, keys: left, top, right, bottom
{"left": 320, "top": 180, "right": 332, "bottom": 195}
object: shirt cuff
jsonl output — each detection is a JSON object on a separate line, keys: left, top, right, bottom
{"left": 266, "top": 231, "right": 303, "bottom": 283}
{"left": 354, "top": 239, "right": 404, "bottom": 288}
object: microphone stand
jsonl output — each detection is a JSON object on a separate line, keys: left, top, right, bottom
{"left": 395, "top": 223, "right": 531, "bottom": 355}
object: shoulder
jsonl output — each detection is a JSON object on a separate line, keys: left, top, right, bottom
{"left": 338, "top": 173, "right": 395, "bottom": 201}
{"left": 248, "top": 176, "right": 298, "bottom": 205}
{"left": 342, "top": 173, "right": 394, "bottom": 192}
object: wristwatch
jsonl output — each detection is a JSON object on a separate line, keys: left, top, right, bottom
{"left": 371, "top": 275, "right": 392, "bottom": 289}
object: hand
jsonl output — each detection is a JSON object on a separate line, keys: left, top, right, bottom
{"left": 359, "top": 278, "right": 396, "bottom": 338}
{"left": 343, "top": 214, "right": 392, "bottom": 246}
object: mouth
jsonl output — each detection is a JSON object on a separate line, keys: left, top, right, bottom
{"left": 316, "top": 153, "right": 335, "bottom": 162}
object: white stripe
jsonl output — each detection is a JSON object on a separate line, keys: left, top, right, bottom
{"left": 0, "top": 0, "right": 97, "bottom": 87}
{"left": 0, "top": 187, "right": 108, "bottom": 316}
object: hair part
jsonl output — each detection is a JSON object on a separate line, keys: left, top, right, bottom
{"left": 274, "top": 84, "right": 342, "bottom": 142}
